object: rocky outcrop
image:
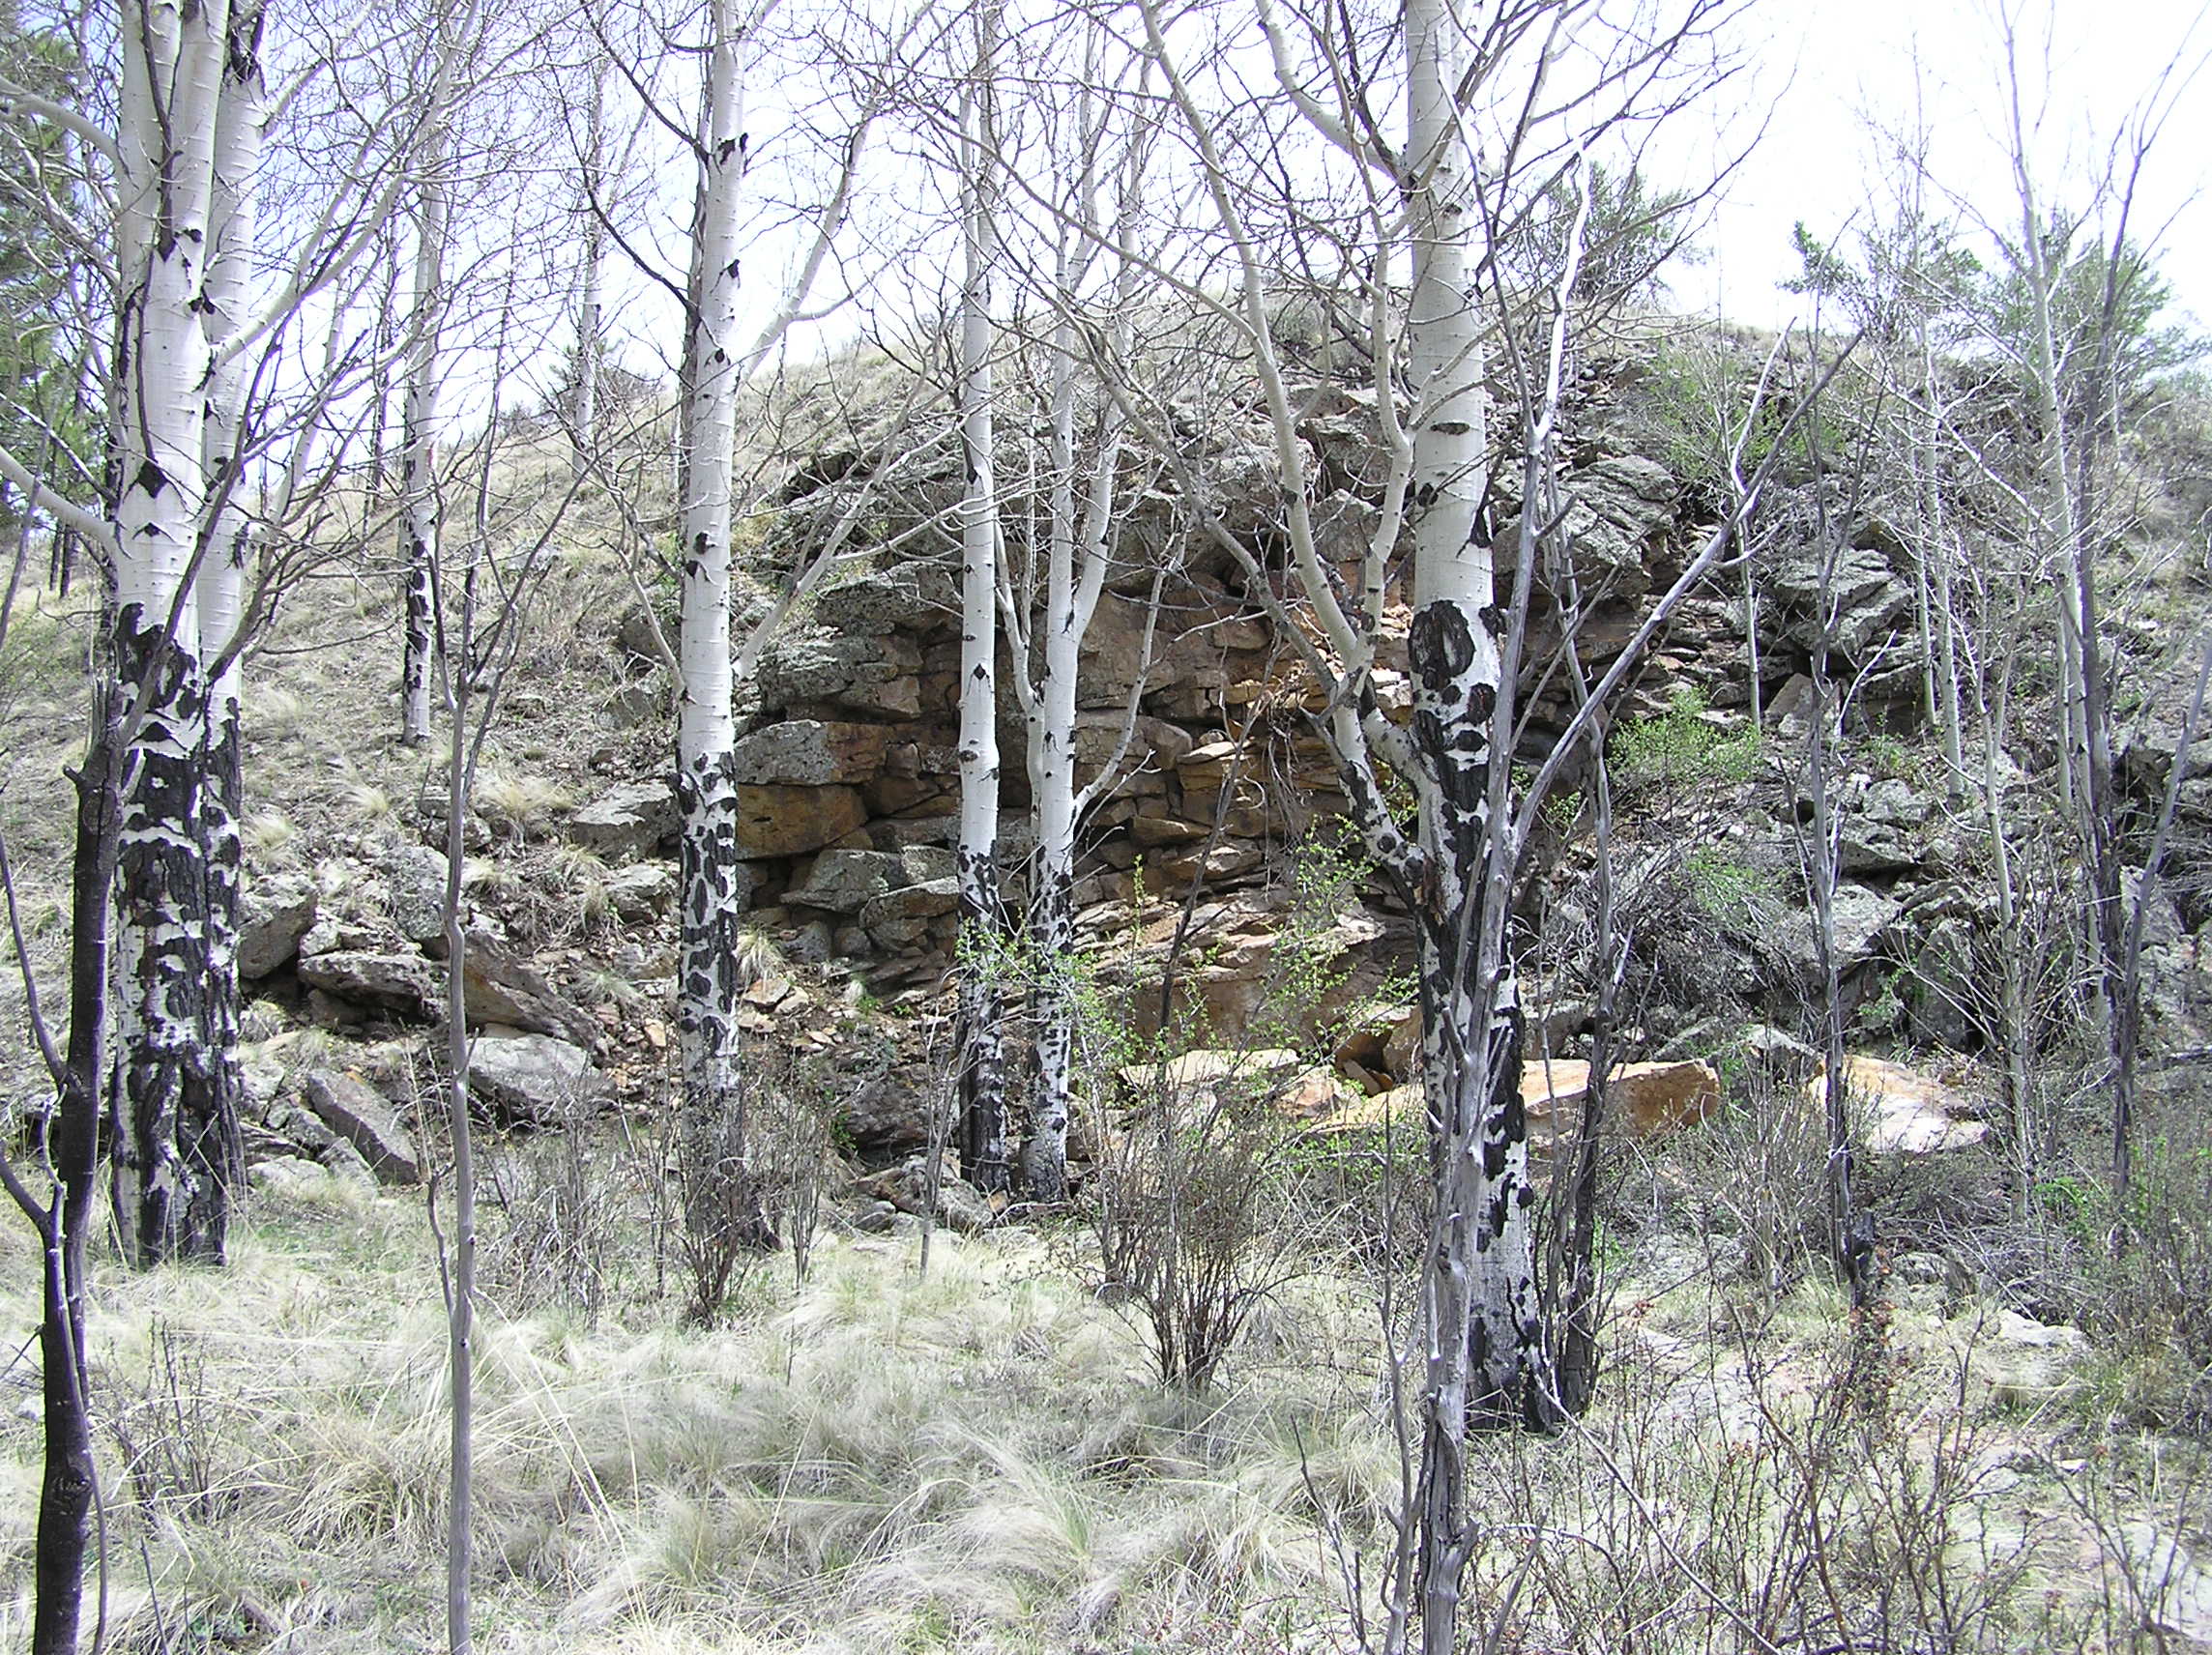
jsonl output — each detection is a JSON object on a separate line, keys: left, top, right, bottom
{"left": 467, "top": 1032, "right": 604, "bottom": 1124}
{"left": 565, "top": 780, "right": 679, "bottom": 861}
{"left": 301, "top": 1069, "right": 422, "bottom": 1184}
{"left": 238, "top": 873, "right": 318, "bottom": 978}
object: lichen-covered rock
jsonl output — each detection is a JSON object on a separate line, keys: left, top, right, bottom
{"left": 786, "top": 849, "right": 904, "bottom": 914}
{"left": 466, "top": 1033, "right": 603, "bottom": 1124}
{"left": 566, "top": 780, "right": 679, "bottom": 860}
{"left": 1767, "top": 540, "right": 1913, "bottom": 658}
{"left": 301, "top": 1068, "right": 422, "bottom": 1184}
{"left": 732, "top": 719, "right": 895, "bottom": 787}
{"left": 297, "top": 950, "right": 439, "bottom": 1017}
{"left": 238, "top": 873, "right": 318, "bottom": 978}
{"left": 756, "top": 628, "right": 924, "bottom": 720}
{"left": 453, "top": 933, "right": 602, "bottom": 1052}
{"left": 602, "top": 861, "right": 676, "bottom": 920}
{"left": 384, "top": 844, "right": 450, "bottom": 945}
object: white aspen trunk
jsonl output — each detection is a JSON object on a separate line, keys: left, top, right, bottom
{"left": 1401, "top": 0, "right": 1543, "bottom": 1640}
{"left": 570, "top": 60, "right": 609, "bottom": 480}
{"left": 675, "top": 0, "right": 761, "bottom": 1240}
{"left": 1023, "top": 321, "right": 1121, "bottom": 1203}
{"left": 953, "top": 7, "right": 1009, "bottom": 1197}
{"left": 109, "top": 0, "right": 227, "bottom": 1266}
{"left": 174, "top": 0, "right": 265, "bottom": 1264}
{"left": 397, "top": 130, "right": 448, "bottom": 746}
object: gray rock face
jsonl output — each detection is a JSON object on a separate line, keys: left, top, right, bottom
{"left": 786, "top": 850, "right": 904, "bottom": 914}
{"left": 732, "top": 719, "right": 894, "bottom": 787}
{"left": 384, "top": 844, "right": 451, "bottom": 945}
{"left": 1906, "top": 915, "right": 1982, "bottom": 1050}
{"left": 301, "top": 1069, "right": 422, "bottom": 1184}
{"left": 296, "top": 950, "right": 439, "bottom": 1017}
{"left": 817, "top": 569, "right": 940, "bottom": 634}
{"left": 467, "top": 1033, "right": 601, "bottom": 1124}
{"left": 1837, "top": 776, "right": 1940, "bottom": 875}
{"left": 757, "top": 628, "right": 924, "bottom": 720}
{"left": 565, "top": 780, "right": 679, "bottom": 860}
{"left": 238, "top": 874, "right": 318, "bottom": 978}
{"left": 1768, "top": 541, "right": 1913, "bottom": 657}
{"left": 1755, "top": 884, "right": 1903, "bottom": 987}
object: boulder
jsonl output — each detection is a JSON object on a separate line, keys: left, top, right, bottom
{"left": 1116, "top": 1048, "right": 1303, "bottom": 1113}
{"left": 247, "top": 1156, "right": 349, "bottom": 1202}
{"left": 602, "top": 861, "right": 676, "bottom": 920}
{"left": 1812, "top": 1055, "right": 1989, "bottom": 1154}
{"left": 237, "top": 873, "right": 318, "bottom": 978}
{"left": 786, "top": 849, "right": 904, "bottom": 914}
{"left": 1521, "top": 1058, "right": 1721, "bottom": 1139}
{"left": 454, "top": 934, "right": 602, "bottom": 1052}
{"left": 736, "top": 784, "right": 867, "bottom": 857}
{"left": 1906, "top": 916, "right": 1982, "bottom": 1050}
{"left": 466, "top": 1033, "right": 602, "bottom": 1124}
{"left": 1309, "top": 1058, "right": 1720, "bottom": 1148}
{"left": 857, "top": 1154, "right": 996, "bottom": 1233}
{"left": 301, "top": 1069, "right": 422, "bottom": 1185}
{"left": 836, "top": 1066, "right": 929, "bottom": 1153}
{"left": 616, "top": 601, "right": 674, "bottom": 667}
{"left": 565, "top": 780, "right": 679, "bottom": 860}
{"left": 732, "top": 719, "right": 895, "bottom": 787}
{"left": 1500, "top": 453, "right": 1678, "bottom": 600}
{"left": 1270, "top": 1063, "right": 1359, "bottom": 1120}
{"left": 1956, "top": 1309, "right": 2089, "bottom": 1408}
{"left": 858, "top": 878, "right": 962, "bottom": 927}
{"left": 814, "top": 569, "right": 941, "bottom": 634}
{"left": 2114, "top": 630, "right": 2212, "bottom": 799}
{"left": 296, "top": 950, "right": 439, "bottom": 1018}
{"left": 384, "top": 844, "right": 450, "bottom": 945}
{"left": 2115, "top": 1523, "right": 2212, "bottom": 1647}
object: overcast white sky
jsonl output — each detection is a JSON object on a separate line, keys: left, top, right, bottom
{"left": 1674, "top": 0, "right": 2212, "bottom": 331}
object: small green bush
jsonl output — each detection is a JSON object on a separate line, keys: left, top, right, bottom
{"left": 1609, "top": 686, "right": 1761, "bottom": 798}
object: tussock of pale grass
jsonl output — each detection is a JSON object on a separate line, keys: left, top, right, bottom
{"left": 19, "top": 1180, "right": 1382, "bottom": 1650}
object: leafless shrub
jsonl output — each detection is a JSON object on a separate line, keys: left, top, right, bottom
{"left": 1090, "top": 1057, "right": 1309, "bottom": 1393}
{"left": 481, "top": 1097, "right": 623, "bottom": 1325}
{"left": 106, "top": 1320, "right": 223, "bottom": 1522}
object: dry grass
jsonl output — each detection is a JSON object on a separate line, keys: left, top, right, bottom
{"left": 0, "top": 1176, "right": 1389, "bottom": 1652}
{"left": 0, "top": 1155, "right": 2199, "bottom": 1654}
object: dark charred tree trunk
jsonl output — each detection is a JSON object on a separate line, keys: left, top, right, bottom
{"left": 15, "top": 691, "right": 121, "bottom": 1654}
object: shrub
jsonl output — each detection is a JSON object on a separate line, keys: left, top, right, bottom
{"left": 1609, "top": 685, "right": 1762, "bottom": 799}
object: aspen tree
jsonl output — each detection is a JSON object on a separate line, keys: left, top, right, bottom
{"left": 106, "top": 0, "right": 235, "bottom": 1265}
{"left": 396, "top": 93, "right": 451, "bottom": 746}
{"left": 673, "top": 0, "right": 765, "bottom": 1246}
{"left": 1005, "top": 51, "right": 1157, "bottom": 1204}
{"left": 951, "top": 0, "right": 1010, "bottom": 1194}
